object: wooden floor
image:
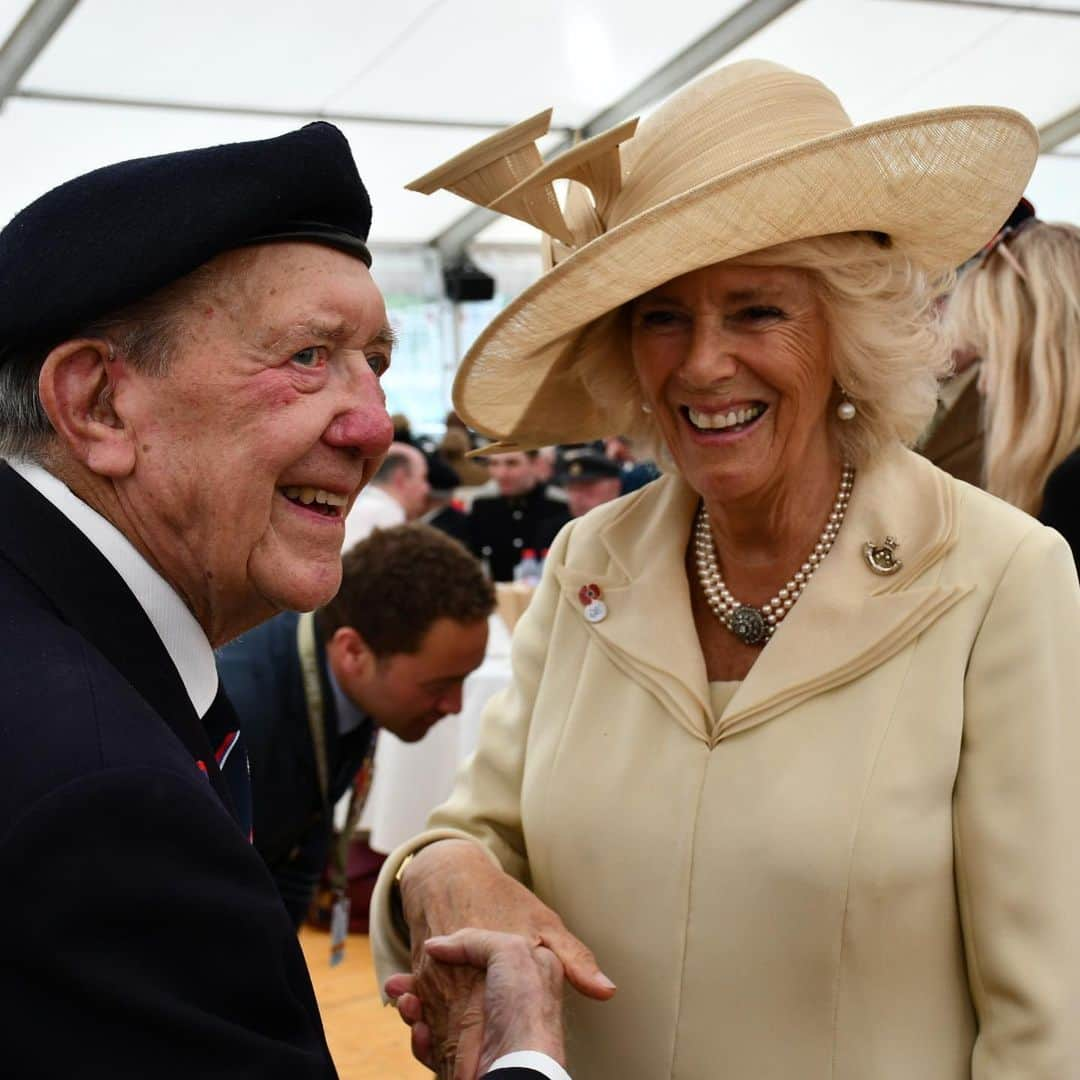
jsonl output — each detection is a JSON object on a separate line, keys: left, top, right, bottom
{"left": 300, "top": 926, "right": 430, "bottom": 1079}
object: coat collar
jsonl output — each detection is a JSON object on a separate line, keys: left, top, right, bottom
{"left": 554, "top": 445, "right": 971, "bottom": 744}
{"left": 0, "top": 463, "right": 238, "bottom": 812}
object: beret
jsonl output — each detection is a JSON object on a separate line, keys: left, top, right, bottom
{"left": 0, "top": 122, "right": 371, "bottom": 355}
{"left": 424, "top": 450, "right": 461, "bottom": 494}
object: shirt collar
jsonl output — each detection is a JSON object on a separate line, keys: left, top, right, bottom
{"left": 10, "top": 460, "right": 219, "bottom": 718}
{"left": 326, "top": 663, "right": 369, "bottom": 736}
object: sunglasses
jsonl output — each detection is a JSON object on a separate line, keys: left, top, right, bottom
{"left": 971, "top": 197, "right": 1038, "bottom": 280}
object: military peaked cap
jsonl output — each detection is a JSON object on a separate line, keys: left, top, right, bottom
{"left": 0, "top": 122, "right": 372, "bottom": 356}
{"left": 558, "top": 443, "right": 622, "bottom": 483}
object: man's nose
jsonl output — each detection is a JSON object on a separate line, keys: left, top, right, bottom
{"left": 438, "top": 685, "right": 464, "bottom": 717}
{"left": 324, "top": 386, "right": 394, "bottom": 455}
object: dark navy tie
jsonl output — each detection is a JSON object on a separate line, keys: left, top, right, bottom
{"left": 201, "top": 686, "right": 253, "bottom": 841}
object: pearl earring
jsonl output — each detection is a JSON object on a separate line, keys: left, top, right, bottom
{"left": 836, "top": 388, "right": 856, "bottom": 421}
{"left": 641, "top": 402, "right": 652, "bottom": 414}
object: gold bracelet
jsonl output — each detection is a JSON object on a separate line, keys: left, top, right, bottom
{"left": 394, "top": 852, "right": 415, "bottom": 885}
{"left": 390, "top": 853, "right": 415, "bottom": 943}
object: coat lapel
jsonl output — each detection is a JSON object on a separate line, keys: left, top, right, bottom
{"left": 0, "top": 464, "right": 238, "bottom": 817}
{"left": 555, "top": 447, "right": 971, "bottom": 744}
{"left": 554, "top": 474, "right": 712, "bottom": 739}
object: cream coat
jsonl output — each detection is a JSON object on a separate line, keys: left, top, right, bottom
{"left": 372, "top": 446, "right": 1080, "bottom": 1079}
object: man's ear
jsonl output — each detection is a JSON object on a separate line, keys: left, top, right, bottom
{"left": 326, "top": 625, "right": 375, "bottom": 680}
{"left": 37, "top": 339, "right": 135, "bottom": 477}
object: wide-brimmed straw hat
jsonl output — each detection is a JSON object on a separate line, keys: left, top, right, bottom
{"left": 408, "top": 60, "right": 1038, "bottom": 450}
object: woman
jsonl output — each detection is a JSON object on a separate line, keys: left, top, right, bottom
{"left": 946, "top": 215, "right": 1080, "bottom": 564}
{"left": 373, "top": 62, "right": 1080, "bottom": 1078}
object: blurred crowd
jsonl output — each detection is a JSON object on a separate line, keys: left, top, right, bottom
{"left": 343, "top": 409, "right": 661, "bottom": 581}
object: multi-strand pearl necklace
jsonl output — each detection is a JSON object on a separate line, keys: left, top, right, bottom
{"left": 693, "top": 462, "right": 855, "bottom": 647}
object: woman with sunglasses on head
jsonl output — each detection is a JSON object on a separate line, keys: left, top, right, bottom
{"left": 372, "top": 62, "right": 1080, "bottom": 1080}
{"left": 946, "top": 215, "right": 1080, "bottom": 568}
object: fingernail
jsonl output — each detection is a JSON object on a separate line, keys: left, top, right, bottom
{"left": 597, "top": 973, "right": 616, "bottom": 991}
{"left": 425, "top": 935, "right": 448, "bottom": 948}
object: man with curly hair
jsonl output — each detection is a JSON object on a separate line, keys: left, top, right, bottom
{"left": 217, "top": 523, "right": 494, "bottom": 924}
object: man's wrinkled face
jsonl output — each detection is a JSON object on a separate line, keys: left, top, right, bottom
{"left": 110, "top": 242, "right": 395, "bottom": 643}
{"left": 357, "top": 616, "right": 489, "bottom": 742}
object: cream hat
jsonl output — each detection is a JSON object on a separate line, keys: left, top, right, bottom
{"left": 409, "top": 61, "right": 1038, "bottom": 450}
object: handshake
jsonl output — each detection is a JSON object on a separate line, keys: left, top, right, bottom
{"left": 383, "top": 839, "right": 617, "bottom": 1080}
{"left": 385, "top": 928, "right": 567, "bottom": 1080}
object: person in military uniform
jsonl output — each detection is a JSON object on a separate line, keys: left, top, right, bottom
{"left": 558, "top": 444, "right": 624, "bottom": 518}
{"left": 467, "top": 450, "right": 570, "bottom": 581}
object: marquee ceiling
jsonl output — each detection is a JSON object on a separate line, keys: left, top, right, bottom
{"left": 1, "top": 0, "right": 1076, "bottom": 252}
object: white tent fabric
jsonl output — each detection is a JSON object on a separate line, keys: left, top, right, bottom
{"left": 1, "top": 0, "right": 1076, "bottom": 243}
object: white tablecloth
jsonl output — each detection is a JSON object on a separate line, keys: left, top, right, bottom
{"left": 355, "top": 612, "right": 514, "bottom": 855}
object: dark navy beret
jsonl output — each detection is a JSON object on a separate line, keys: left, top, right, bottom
{"left": 0, "top": 121, "right": 371, "bottom": 355}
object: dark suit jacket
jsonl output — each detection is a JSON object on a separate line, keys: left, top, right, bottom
{"left": 467, "top": 486, "right": 570, "bottom": 582}
{"left": 426, "top": 502, "right": 471, "bottom": 547}
{"left": 919, "top": 375, "right": 985, "bottom": 487}
{"left": 217, "top": 612, "right": 375, "bottom": 924}
{"left": 0, "top": 464, "right": 336, "bottom": 1078}
{"left": 1040, "top": 448, "right": 1080, "bottom": 574}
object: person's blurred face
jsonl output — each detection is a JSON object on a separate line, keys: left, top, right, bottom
{"left": 567, "top": 476, "right": 622, "bottom": 518}
{"left": 342, "top": 616, "right": 489, "bottom": 742}
{"left": 630, "top": 260, "right": 834, "bottom": 507}
{"left": 604, "top": 437, "right": 633, "bottom": 463}
{"left": 532, "top": 447, "right": 556, "bottom": 485}
{"left": 488, "top": 452, "right": 537, "bottom": 497}
{"left": 393, "top": 448, "right": 430, "bottom": 520}
{"left": 111, "top": 243, "right": 394, "bottom": 642}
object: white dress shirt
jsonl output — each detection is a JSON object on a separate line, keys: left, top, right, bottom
{"left": 10, "top": 460, "right": 218, "bottom": 718}
{"left": 342, "top": 483, "right": 405, "bottom": 551}
{"left": 488, "top": 1051, "right": 571, "bottom": 1079}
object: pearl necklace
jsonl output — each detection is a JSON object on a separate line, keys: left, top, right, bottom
{"left": 693, "top": 463, "right": 855, "bottom": 647}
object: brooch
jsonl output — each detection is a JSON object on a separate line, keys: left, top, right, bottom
{"left": 578, "top": 583, "right": 608, "bottom": 623}
{"left": 863, "top": 536, "right": 902, "bottom": 576}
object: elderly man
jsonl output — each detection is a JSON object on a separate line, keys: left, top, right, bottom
{"left": 342, "top": 439, "right": 430, "bottom": 548}
{"left": 0, "top": 125, "right": 568, "bottom": 1080}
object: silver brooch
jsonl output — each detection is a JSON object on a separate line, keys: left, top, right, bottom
{"left": 863, "top": 536, "right": 902, "bottom": 576}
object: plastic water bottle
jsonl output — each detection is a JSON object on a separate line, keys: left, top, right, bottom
{"left": 513, "top": 548, "right": 541, "bottom": 586}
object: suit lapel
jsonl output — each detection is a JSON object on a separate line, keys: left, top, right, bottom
{"left": 555, "top": 447, "right": 971, "bottom": 744}
{"left": 0, "top": 464, "right": 238, "bottom": 817}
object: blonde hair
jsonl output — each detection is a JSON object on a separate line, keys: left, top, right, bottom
{"left": 582, "top": 233, "right": 951, "bottom": 469}
{"left": 945, "top": 221, "right": 1080, "bottom": 515}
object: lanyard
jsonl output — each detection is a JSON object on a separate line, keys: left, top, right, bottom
{"left": 296, "top": 612, "right": 375, "bottom": 896}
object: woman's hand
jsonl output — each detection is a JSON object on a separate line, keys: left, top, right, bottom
{"left": 397, "top": 838, "right": 615, "bottom": 1075}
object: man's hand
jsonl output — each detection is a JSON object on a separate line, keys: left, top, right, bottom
{"left": 396, "top": 840, "right": 615, "bottom": 1075}
{"left": 386, "top": 929, "right": 566, "bottom": 1079}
